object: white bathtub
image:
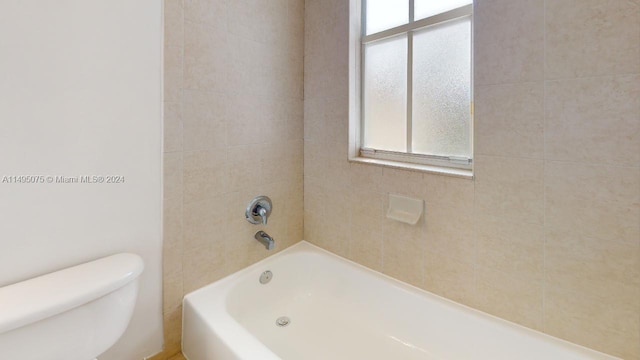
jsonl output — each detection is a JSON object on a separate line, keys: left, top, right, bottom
{"left": 182, "top": 241, "right": 619, "bottom": 360}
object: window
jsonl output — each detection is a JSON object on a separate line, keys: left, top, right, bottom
{"left": 360, "top": 0, "right": 473, "bottom": 171}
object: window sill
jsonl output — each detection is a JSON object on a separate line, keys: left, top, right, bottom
{"left": 349, "top": 156, "right": 474, "bottom": 179}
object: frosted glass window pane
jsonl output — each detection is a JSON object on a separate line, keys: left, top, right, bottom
{"left": 412, "top": 17, "right": 471, "bottom": 157}
{"left": 415, "top": 0, "right": 472, "bottom": 20}
{"left": 364, "top": 35, "right": 407, "bottom": 152}
{"left": 366, "top": 0, "right": 409, "bottom": 35}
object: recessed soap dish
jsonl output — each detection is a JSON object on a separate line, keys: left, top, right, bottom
{"left": 386, "top": 194, "right": 423, "bottom": 225}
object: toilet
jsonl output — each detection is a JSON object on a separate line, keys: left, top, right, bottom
{"left": 0, "top": 253, "right": 144, "bottom": 360}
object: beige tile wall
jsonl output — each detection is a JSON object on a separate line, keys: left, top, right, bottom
{"left": 155, "top": 0, "right": 305, "bottom": 358}
{"left": 304, "top": 0, "right": 640, "bottom": 358}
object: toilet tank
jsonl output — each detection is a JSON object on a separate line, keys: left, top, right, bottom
{"left": 0, "top": 253, "right": 144, "bottom": 360}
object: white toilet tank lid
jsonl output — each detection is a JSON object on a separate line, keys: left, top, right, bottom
{"left": 0, "top": 253, "right": 144, "bottom": 334}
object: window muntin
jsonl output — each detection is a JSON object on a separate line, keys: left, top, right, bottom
{"left": 361, "top": 1, "right": 473, "bottom": 170}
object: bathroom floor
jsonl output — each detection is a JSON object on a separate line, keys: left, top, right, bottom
{"left": 168, "top": 354, "right": 185, "bottom": 360}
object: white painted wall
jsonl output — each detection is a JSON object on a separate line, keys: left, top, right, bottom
{"left": 0, "top": 1, "right": 163, "bottom": 359}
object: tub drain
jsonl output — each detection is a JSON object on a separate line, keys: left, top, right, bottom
{"left": 276, "top": 316, "right": 291, "bottom": 327}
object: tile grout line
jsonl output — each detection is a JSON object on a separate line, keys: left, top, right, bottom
{"left": 477, "top": 71, "right": 640, "bottom": 88}
{"left": 471, "top": 0, "right": 478, "bottom": 310}
{"left": 542, "top": 0, "right": 547, "bottom": 334}
{"left": 476, "top": 153, "right": 640, "bottom": 170}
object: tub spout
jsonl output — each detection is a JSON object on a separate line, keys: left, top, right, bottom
{"left": 254, "top": 231, "right": 274, "bottom": 250}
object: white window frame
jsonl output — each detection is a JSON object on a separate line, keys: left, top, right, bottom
{"left": 358, "top": 1, "right": 474, "bottom": 173}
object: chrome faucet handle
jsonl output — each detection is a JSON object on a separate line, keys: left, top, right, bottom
{"left": 258, "top": 206, "right": 268, "bottom": 225}
{"left": 245, "top": 195, "right": 272, "bottom": 225}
